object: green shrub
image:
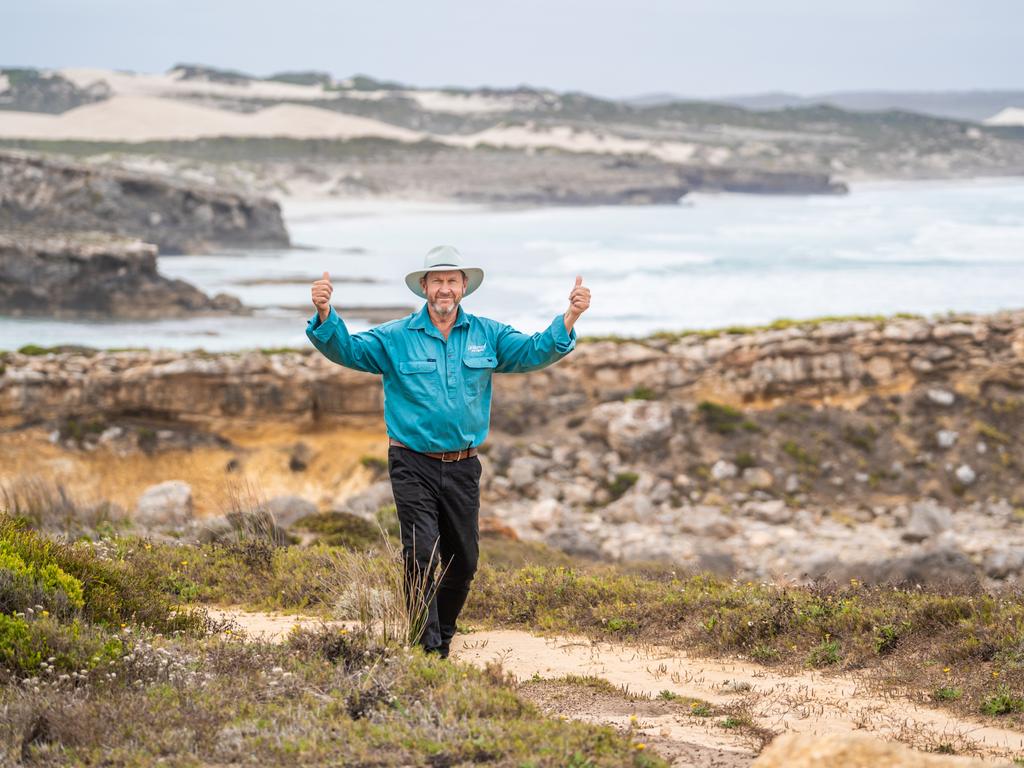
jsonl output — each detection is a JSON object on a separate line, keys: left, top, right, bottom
{"left": 934, "top": 686, "right": 962, "bottom": 701}
{"left": 625, "top": 386, "right": 657, "bottom": 401}
{"left": 807, "top": 638, "right": 841, "bottom": 667}
{"left": 690, "top": 701, "right": 713, "bottom": 717}
{"left": 0, "top": 536, "right": 84, "bottom": 616}
{"left": 359, "top": 455, "right": 389, "bottom": 474}
{"left": 0, "top": 613, "right": 123, "bottom": 677}
{"left": 981, "top": 685, "right": 1024, "bottom": 716}
{"left": 293, "top": 511, "right": 381, "bottom": 549}
{"left": 734, "top": 452, "right": 756, "bottom": 471}
{"left": 698, "top": 401, "right": 747, "bottom": 434}
{"left": 606, "top": 473, "right": 639, "bottom": 501}
{"left": 605, "top": 617, "right": 637, "bottom": 633}
{"left": 0, "top": 517, "right": 205, "bottom": 634}
{"left": 782, "top": 440, "right": 818, "bottom": 467}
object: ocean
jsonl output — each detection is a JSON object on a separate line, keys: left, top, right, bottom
{"left": 3, "top": 176, "right": 1024, "bottom": 351}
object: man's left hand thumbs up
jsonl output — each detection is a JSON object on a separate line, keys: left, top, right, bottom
{"left": 567, "top": 275, "right": 591, "bottom": 318}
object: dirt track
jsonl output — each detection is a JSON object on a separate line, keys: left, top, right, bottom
{"left": 208, "top": 607, "right": 1023, "bottom": 766}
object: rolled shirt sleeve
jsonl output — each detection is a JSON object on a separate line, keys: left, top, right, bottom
{"left": 306, "top": 306, "right": 390, "bottom": 375}
{"left": 493, "top": 313, "right": 576, "bottom": 373}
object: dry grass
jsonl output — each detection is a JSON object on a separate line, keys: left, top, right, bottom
{"left": 319, "top": 519, "right": 450, "bottom": 649}
{"left": 0, "top": 419, "right": 385, "bottom": 517}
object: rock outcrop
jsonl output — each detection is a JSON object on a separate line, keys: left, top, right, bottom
{"left": 0, "top": 232, "right": 245, "bottom": 319}
{"left": 0, "top": 68, "right": 110, "bottom": 114}
{"left": 0, "top": 150, "right": 289, "bottom": 254}
{"left": 752, "top": 732, "right": 991, "bottom": 768}
{"left": 3, "top": 308, "right": 1023, "bottom": 585}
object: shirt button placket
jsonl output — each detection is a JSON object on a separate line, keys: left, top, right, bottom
{"left": 446, "top": 341, "right": 456, "bottom": 397}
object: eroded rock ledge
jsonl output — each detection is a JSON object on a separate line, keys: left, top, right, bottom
{"left": 0, "top": 232, "right": 244, "bottom": 319}
{"left": 1, "top": 310, "right": 1022, "bottom": 426}
{"left": 3, "top": 308, "right": 1023, "bottom": 585}
{"left": 0, "top": 149, "right": 289, "bottom": 254}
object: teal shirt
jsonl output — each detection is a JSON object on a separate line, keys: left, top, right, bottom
{"left": 306, "top": 302, "right": 577, "bottom": 452}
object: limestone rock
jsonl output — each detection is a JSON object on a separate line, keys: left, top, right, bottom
{"left": 816, "top": 547, "right": 981, "bottom": 589}
{"left": 753, "top": 732, "right": 991, "bottom": 767}
{"left": 265, "top": 495, "right": 317, "bottom": 529}
{"left": 711, "top": 460, "right": 738, "bottom": 481}
{"left": 506, "top": 456, "right": 540, "bottom": 490}
{"left": 136, "top": 480, "right": 193, "bottom": 528}
{"left": 744, "top": 499, "right": 792, "bottom": 524}
{"left": 742, "top": 467, "right": 774, "bottom": 490}
{"left": 0, "top": 149, "right": 289, "bottom": 254}
{"left": 590, "top": 400, "right": 673, "bottom": 457}
{"left": 927, "top": 388, "right": 955, "bottom": 406}
{"left": 332, "top": 481, "right": 394, "bottom": 521}
{"left": 0, "top": 232, "right": 245, "bottom": 320}
{"left": 954, "top": 464, "right": 977, "bottom": 486}
{"left": 901, "top": 499, "right": 953, "bottom": 543}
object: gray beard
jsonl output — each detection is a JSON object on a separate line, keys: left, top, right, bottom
{"left": 430, "top": 298, "right": 459, "bottom": 317}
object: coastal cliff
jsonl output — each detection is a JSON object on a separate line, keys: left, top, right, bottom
{"left": 0, "top": 232, "right": 245, "bottom": 319}
{"left": 0, "top": 150, "right": 289, "bottom": 254}
{"left": 2, "top": 309, "right": 1022, "bottom": 587}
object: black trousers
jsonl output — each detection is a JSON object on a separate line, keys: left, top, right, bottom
{"left": 387, "top": 445, "right": 481, "bottom": 656}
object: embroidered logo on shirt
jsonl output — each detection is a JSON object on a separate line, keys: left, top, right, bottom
{"left": 468, "top": 344, "right": 486, "bottom": 353}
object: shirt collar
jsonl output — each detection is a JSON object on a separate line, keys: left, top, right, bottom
{"left": 408, "top": 302, "right": 469, "bottom": 331}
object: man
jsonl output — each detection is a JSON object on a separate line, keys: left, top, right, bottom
{"left": 306, "top": 244, "right": 591, "bottom": 658}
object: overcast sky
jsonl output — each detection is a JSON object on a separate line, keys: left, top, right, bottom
{"left": 3, "top": 0, "right": 1022, "bottom": 98}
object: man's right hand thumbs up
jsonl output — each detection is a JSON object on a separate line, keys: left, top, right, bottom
{"left": 312, "top": 270, "right": 333, "bottom": 318}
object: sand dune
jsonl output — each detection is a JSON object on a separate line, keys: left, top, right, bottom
{"left": 447, "top": 122, "right": 698, "bottom": 161}
{"left": 0, "top": 95, "right": 424, "bottom": 142}
{"left": 984, "top": 107, "right": 1024, "bottom": 126}
{"left": 59, "top": 66, "right": 332, "bottom": 101}
{"left": 0, "top": 93, "right": 699, "bottom": 161}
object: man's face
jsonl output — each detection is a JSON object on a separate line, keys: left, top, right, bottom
{"left": 421, "top": 270, "right": 467, "bottom": 318}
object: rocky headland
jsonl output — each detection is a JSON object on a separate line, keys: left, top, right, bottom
{"left": 2, "top": 309, "right": 1022, "bottom": 589}
{"left": 0, "top": 149, "right": 289, "bottom": 254}
{"left": 0, "top": 231, "right": 245, "bottom": 319}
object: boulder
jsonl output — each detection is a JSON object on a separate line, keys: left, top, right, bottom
{"left": 744, "top": 499, "right": 792, "bottom": 525}
{"left": 901, "top": 499, "right": 953, "bottom": 543}
{"left": 678, "top": 505, "right": 737, "bottom": 538}
{"left": 926, "top": 388, "right": 955, "bottom": 406}
{"left": 289, "top": 442, "right": 315, "bottom": 472}
{"left": 506, "top": 456, "right": 540, "bottom": 490}
{"left": 266, "top": 495, "right": 317, "bottom": 529}
{"left": 753, "top": 732, "right": 990, "bottom": 767}
{"left": 954, "top": 464, "right": 977, "bottom": 486}
{"left": 742, "top": 467, "right": 774, "bottom": 490}
{"left": 135, "top": 480, "right": 193, "bottom": 528}
{"left": 332, "top": 481, "right": 394, "bottom": 521}
{"left": 814, "top": 547, "right": 981, "bottom": 589}
{"left": 711, "top": 460, "right": 738, "bottom": 481}
{"left": 590, "top": 400, "right": 673, "bottom": 457}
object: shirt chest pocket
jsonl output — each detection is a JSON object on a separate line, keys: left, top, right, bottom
{"left": 463, "top": 355, "right": 497, "bottom": 397}
{"left": 398, "top": 359, "right": 439, "bottom": 397}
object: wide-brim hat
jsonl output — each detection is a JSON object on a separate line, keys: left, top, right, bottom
{"left": 404, "top": 245, "right": 484, "bottom": 299}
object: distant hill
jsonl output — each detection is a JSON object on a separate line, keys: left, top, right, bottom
{"left": 628, "top": 89, "right": 1024, "bottom": 123}
{"left": 3, "top": 65, "right": 1024, "bottom": 187}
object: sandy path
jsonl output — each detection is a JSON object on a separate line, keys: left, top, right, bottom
{"left": 208, "top": 608, "right": 1023, "bottom": 765}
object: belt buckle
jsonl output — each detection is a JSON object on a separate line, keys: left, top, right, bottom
{"left": 441, "top": 448, "right": 466, "bottom": 462}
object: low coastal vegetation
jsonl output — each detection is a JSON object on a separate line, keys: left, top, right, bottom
{"left": 6, "top": 499, "right": 1024, "bottom": 757}
{"left": 0, "top": 516, "right": 662, "bottom": 766}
